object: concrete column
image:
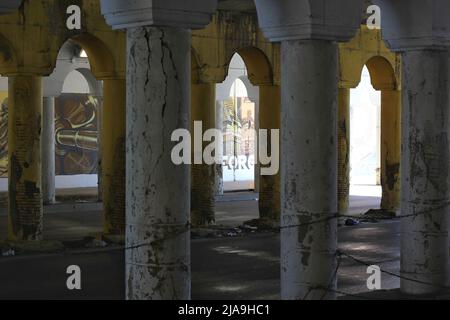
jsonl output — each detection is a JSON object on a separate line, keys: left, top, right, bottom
{"left": 97, "top": 95, "right": 104, "bottom": 202}
{"left": 254, "top": 100, "right": 260, "bottom": 193}
{"left": 258, "top": 85, "right": 280, "bottom": 222}
{"left": 191, "top": 82, "right": 216, "bottom": 226}
{"left": 8, "top": 75, "right": 43, "bottom": 241}
{"left": 380, "top": 89, "right": 401, "bottom": 213}
{"left": 42, "top": 96, "right": 55, "bottom": 205}
{"left": 337, "top": 88, "right": 350, "bottom": 214}
{"left": 400, "top": 50, "right": 449, "bottom": 295}
{"left": 338, "top": 88, "right": 350, "bottom": 214}
{"left": 102, "top": 79, "right": 126, "bottom": 235}
{"left": 281, "top": 40, "right": 338, "bottom": 300}
{"left": 215, "top": 100, "right": 224, "bottom": 196}
{"left": 126, "top": 26, "right": 191, "bottom": 300}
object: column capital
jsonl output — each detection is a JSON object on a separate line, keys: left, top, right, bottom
{"left": 374, "top": 0, "right": 450, "bottom": 51}
{"left": 100, "top": 0, "right": 218, "bottom": 30}
{"left": 254, "top": 0, "right": 364, "bottom": 42}
{"left": 0, "top": 0, "right": 22, "bottom": 15}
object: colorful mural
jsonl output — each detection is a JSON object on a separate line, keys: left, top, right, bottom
{"left": 0, "top": 93, "right": 100, "bottom": 177}
{"left": 55, "top": 94, "right": 100, "bottom": 175}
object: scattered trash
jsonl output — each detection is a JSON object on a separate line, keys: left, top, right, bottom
{"left": 2, "top": 249, "right": 15, "bottom": 257}
{"left": 344, "top": 218, "right": 360, "bottom": 226}
{"left": 241, "top": 224, "right": 258, "bottom": 231}
{"left": 226, "top": 231, "right": 239, "bottom": 237}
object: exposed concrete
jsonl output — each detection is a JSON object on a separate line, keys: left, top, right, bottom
{"left": 191, "top": 83, "right": 216, "bottom": 226}
{"left": 126, "top": 26, "right": 191, "bottom": 300}
{"left": 280, "top": 40, "right": 339, "bottom": 300}
{"left": 400, "top": 50, "right": 450, "bottom": 295}
{"left": 42, "top": 96, "right": 55, "bottom": 205}
{"left": 7, "top": 75, "right": 43, "bottom": 241}
{"left": 380, "top": 90, "right": 401, "bottom": 212}
{"left": 338, "top": 88, "right": 350, "bottom": 214}
{"left": 215, "top": 101, "right": 224, "bottom": 196}
{"left": 258, "top": 85, "right": 280, "bottom": 222}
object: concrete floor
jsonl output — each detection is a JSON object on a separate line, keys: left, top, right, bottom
{"left": 0, "top": 189, "right": 448, "bottom": 300}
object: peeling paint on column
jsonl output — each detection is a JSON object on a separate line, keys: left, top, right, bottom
{"left": 191, "top": 83, "right": 216, "bottom": 227}
{"left": 381, "top": 90, "right": 401, "bottom": 212}
{"left": 258, "top": 85, "right": 281, "bottom": 223}
{"left": 400, "top": 50, "right": 450, "bottom": 295}
{"left": 7, "top": 75, "right": 43, "bottom": 241}
{"left": 338, "top": 88, "right": 350, "bottom": 214}
{"left": 281, "top": 40, "right": 338, "bottom": 300}
{"left": 102, "top": 79, "right": 126, "bottom": 235}
{"left": 42, "top": 97, "right": 56, "bottom": 205}
{"left": 126, "top": 26, "right": 191, "bottom": 300}
{"left": 191, "top": 164, "right": 216, "bottom": 226}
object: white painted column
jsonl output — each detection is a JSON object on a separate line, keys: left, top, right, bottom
{"left": 253, "top": 99, "right": 260, "bottom": 193}
{"left": 126, "top": 26, "right": 191, "bottom": 300}
{"left": 215, "top": 100, "right": 224, "bottom": 195}
{"left": 400, "top": 50, "right": 449, "bottom": 295}
{"left": 281, "top": 40, "right": 339, "bottom": 299}
{"left": 254, "top": 0, "right": 362, "bottom": 300}
{"left": 373, "top": 0, "right": 450, "bottom": 296}
{"left": 42, "top": 96, "right": 55, "bottom": 205}
{"left": 100, "top": 0, "right": 217, "bottom": 300}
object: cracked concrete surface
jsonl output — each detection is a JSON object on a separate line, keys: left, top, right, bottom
{"left": 126, "top": 26, "right": 191, "bottom": 300}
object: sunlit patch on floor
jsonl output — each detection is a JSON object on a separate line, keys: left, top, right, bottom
{"left": 214, "top": 284, "right": 248, "bottom": 293}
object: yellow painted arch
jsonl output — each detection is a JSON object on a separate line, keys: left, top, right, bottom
{"left": 54, "top": 33, "right": 116, "bottom": 80}
{"left": 227, "top": 47, "right": 274, "bottom": 86}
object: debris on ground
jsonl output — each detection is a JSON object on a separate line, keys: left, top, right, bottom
{"left": 63, "top": 236, "right": 108, "bottom": 249}
{"left": 344, "top": 218, "right": 360, "bottom": 226}
{"left": 243, "top": 218, "right": 279, "bottom": 230}
{"left": 241, "top": 224, "right": 258, "bottom": 232}
{"left": 363, "top": 209, "right": 397, "bottom": 220}
{"left": 225, "top": 230, "right": 239, "bottom": 237}
{"left": 1, "top": 249, "right": 15, "bottom": 257}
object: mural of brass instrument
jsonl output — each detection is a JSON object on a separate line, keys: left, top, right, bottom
{"left": 56, "top": 129, "right": 98, "bottom": 151}
{"left": 55, "top": 94, "right": 100, "bottom": 175}
{"left": 0, "top": 94, "right": 101, "bottom": 176}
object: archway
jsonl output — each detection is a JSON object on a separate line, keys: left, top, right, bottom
{"left": 347, "top": 56, "right": 400, "bottom": 214}
{"left": 218, "top": 54, "right": 258, "bottom": 192}
{"left": 39, "top": 33, "right": 125, "bottom": 239}
{"left": 216, "top": 47, "right": 279, "bottom": 226}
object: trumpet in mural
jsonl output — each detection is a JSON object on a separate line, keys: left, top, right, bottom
{"left": 55, "top": 94, "right": 100, "bottom": 175}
